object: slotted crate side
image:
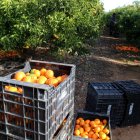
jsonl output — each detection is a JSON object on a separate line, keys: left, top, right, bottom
{"left": 53, "top": 107, "right": 74, "bottom": 140}
{"left": 114, "top": 80, "right": 140, "bottom": 127}
{"left": 73, "top": 111, "right": 112, "bottom": 140}
{"left": 85, "top": 82, "right": 125, "bottom": 109}
{"left": 0, "top": 60, "right": 76, "bottom": 140}
{"left": 85, "top": 82, "right": 126, "bottom": 128}
{"left": 0, "top": 89, "right": 74, "bottom": 140}
{"left": 120, "top": 100, "right": 140, "bottom": 127}
{"left": 114, "top": 80, "right": 140, "bottom": 98}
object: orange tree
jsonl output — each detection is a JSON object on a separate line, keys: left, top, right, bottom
{"left": 104, "top": 1, "right": 140, "bottom": 47}
{"left": 0, "top": 0, "right": 103, "bottom": 55}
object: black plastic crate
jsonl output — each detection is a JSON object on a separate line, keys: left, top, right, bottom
{"left": 73, "top": 111, "right": 112, "bottom": 140}
{"left": 0, "top": 60, "right": 75, "bottom": 140}
{"left": 85, "top": 82, "right": 126, "bottom": 128}
{"left": 114, "top": 80, "right": 140, "bottom": 127}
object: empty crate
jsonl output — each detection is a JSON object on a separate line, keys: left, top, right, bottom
{"left": 85, "top": 82, "right": 126, "bottom": 128}
{"left": 114, "top": 80, "right": 140, "bottom": 126}
{"left": 0, "top": 60, "right": 75, "bottom": 140}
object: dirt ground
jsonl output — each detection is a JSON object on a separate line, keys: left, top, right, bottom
{"left": 0, "top": 36, "right": 140, "bottom": 140}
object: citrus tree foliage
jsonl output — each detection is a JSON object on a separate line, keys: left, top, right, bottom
{"left": 105, "top": 1, "right": 140, "bottom": 45}
{"left": 0, "top": 0, "right": 103, "bottom": 55}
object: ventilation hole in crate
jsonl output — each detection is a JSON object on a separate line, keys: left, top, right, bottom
{"left": 0, "top": 112, "right": 5, "bottom": 122}
{"left": 0, "top": 101, "right": 4, "bottom": 111}
{"left": 26, "top": 131, "right": 34, "bottom": 140}
{"left": 35, "top": 121, "right": 38, "bottom": 132}
{"left": 0, "top": 93, "right": 3, "bottom": 99}
{"left": 25, "top": 119, "right": 34, "bottom": 130}
{"left": 24, "top": 98, "right": 33, "bottom": 106}
{"left": 0, "top": 123, "right": 6, "bottom": 132}
{"left": 39, "top": 122, "right": 45, "bottom": 133}
{"left": 6, "top": 102, "right": 23, "bottom": 116}
{"left": 39, "top": 109, "right": 45, "bottom": 121}
{"left": 34, "top": 88, "right": 38, "bottom": 99}
{"left": 38, "top": 89, "right": 45, "bottom": 99}
{"left": 8, "top": 126, "right": 25, "bottom": 138}
{"left": 40, "top": 135, "right": 45, "bottom": 140}
{"left": 7, "top": 115, "right": 24, "bottom": 127}
{"left": 25, "top": 106, "right": 34, "bottom": 119}
{"left": 4, "top": 94, "right": 23, "bottom": 103}
{"left": 39, "top": 101, "right": 45, "bottom": 108}
{"left": 24, "top": 87, "right": 33, "bottom": 98}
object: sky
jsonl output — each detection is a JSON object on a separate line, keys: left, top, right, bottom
{"left": 100, "top": 0, "right": 137, "bottom": 11}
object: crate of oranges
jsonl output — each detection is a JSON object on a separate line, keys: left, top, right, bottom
{"left": 73, "top": 111, "right": 112, "bottom": 140}
{"left": 0, "top": 60, "right": 75, "bottom": 140}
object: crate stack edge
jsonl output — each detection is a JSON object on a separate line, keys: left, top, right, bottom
{"left": 0, "top": 60, "right": 76, "bottom": 140}
{"left": 114, "top": 80, "right": 140, "bottom": 127}
{"left": 85, "top": 82, "right": 126, "bottom": 128}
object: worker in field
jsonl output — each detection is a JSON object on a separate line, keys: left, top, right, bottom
{"left": 109, "top": 13, "right": 117, "bottom": 37}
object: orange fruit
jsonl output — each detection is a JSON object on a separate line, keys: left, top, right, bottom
{"left": 88, "top": 131, "right": 94, "bottom": 138}
{"left": 26, "top": 72, "right": 30, "bottom": 76}
{"left": 8, "top": 86, "right": 18, "bottom": 92}
{"left": 74, "top": 129, "right": 80, "bottom": 136}
{"left": 46, "top": 78, "right": 58, "bottom": 87}
{"left": 40, "top": 68, "right": 47, "bottom": 76}
{"left": 79, "top": 127, "right": 84, "bottom": 134}
{"left": 84, "top": 126, "right": 91, "bottom": 132}
{"left": 99, "top": 125, "right": 105, "bottom": 131}
{"left": 91, "top": 133, "right": 98, "bottom": 139}
{"left": 75, "top": 125, "right": 80, "bottom": 129}
{"left": 61, "top": 74, "right": 68, "bottom": 81}
{"left": 99, "top": 132, "right": 106, "bottom": 139}
{"left": 34, "top": 70, "right": 40, "bottom": 77}
{"left": 45, "top": 70, "right": 54, "bottom": 79}
{"left": 94, "top": 119, "right": 100, "bottom": 125}
{"left": 83, "top": 123, "right": 90, "bottom": 127}
{"left": 80, "top": 133, "right": 88, "bottom": 138}
{"left": 22, "top": 76, "right": 32, "bottom": 83}
{"left": 82, "top": 135, "right": 88, "bottom": 138}
{"left": 105, "top": 136, "right": 110, "bottom": 140}
{"left": 79, "top": 120, "right": 85, "bottom": 126}
{"left": 85, "top": 120, "right": 90, "bottom": 124}
{"left": 90, "top": 121, "right": 97, "bottom": 128}
{"left": 17, "top": 87, "right": 23, "bottom": 94}
{"left": 76, "top": 119, "right": 80, "bottom": 125}
{"left": 103, "top": 119, "right": 107, "bottom": 125}
{"left": 100, "top": 122, "right": 103, "bottom": 125}
{"left": 56, "top": 76, "right": 63, "bottom": 83}
{"left": 103, "top": 128, "right": 110, "bottom": 135}
{"left": 14, "top": 71, "right": 25, "bottom": 81}
{"left": 78, "top": 117, "right": 84, "bottom": 121}
{"left": 29, "top": 74, "right": 37, "bottom": 82}
{"left": 94, "top": 126, "right": 101, "bottom": 133}
{"left": 37, "top": 76, "right": 47, "bottom": 84}
{"left": 5, "top": 86, "right": 9, "bottom": 91}
{"left": 30, "top": 69, "right": 36, "bottom": 74}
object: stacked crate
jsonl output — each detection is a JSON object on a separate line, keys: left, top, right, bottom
{"left": 85, "top": 82, "right": 126, "bottom": 128}
{"left": 0, "top": 60, "right": 75, "bottom": 140}
{"left": 114, "top": 80, "right": 140, "bottom": 126}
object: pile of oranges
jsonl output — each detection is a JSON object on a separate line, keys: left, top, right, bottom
{"left": 5, "top": 85, "right": 23, "bottom": 94}
{"left": 11, "top": 68, "right": 68, "bottom": 87}
{"left": 74, "top": 117, "right": 110, "bottom": 140}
